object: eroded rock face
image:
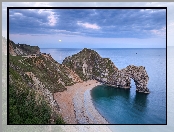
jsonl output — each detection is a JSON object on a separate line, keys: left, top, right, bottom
{"left": 63, "top": 48, "right": 150, "bottom": 93}
{"left": 124, "top": 65, "right": 149, "bottom": 93}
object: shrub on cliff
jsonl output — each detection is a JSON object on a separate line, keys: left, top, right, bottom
{"left": 9, "top": 84, "right": 65, "bottom": 124}
{"left": 9, "top": 53, "right": 66, "bottom": 124}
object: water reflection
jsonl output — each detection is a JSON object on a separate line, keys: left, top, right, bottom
{"left": 91, "top": 85, "right": 130, "bottom": 100}
{"left": 133, "top": 92, "right": 149, "bottom": 112}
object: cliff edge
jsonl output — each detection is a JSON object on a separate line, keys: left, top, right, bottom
{"left": 9, "top": 39, "right": 40, "bottom": 56}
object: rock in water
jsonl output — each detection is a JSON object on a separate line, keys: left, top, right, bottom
{"left": 62, "top": 48, "right": 150, "bottom": 94}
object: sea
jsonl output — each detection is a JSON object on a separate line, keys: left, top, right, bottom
{"left": 40, "top": 48, "right": 171, "bottom": 131}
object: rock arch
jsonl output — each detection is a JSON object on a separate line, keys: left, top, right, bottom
{"left": 124, "top": 65, "right": 150, "bottom": 93}
{"left": 92, "top": 65, "right": 150, "bottom": 94}
{"left": 62, "top": 48, "right": 150, "bottom": 94}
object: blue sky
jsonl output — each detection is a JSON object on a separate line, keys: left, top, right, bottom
{"left": 8, "top": 7, "right": 166, "bottom": 48}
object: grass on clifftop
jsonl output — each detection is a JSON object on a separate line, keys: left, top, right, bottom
{"left": 9, "top": 54, "right": 68, "bottom": 93}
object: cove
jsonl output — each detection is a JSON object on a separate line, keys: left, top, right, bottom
{"left": 91, "top": 84, "right": 164, "bottom": 124}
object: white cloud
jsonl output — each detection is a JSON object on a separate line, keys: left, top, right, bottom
{"left": 150, "top": 27, "right": 166, "bottom": 37}
{"left": 47, "top": 11, "right": 57, "bottom": 26}
{"left": 27, "top": 9, "right": 58, "bottom": 26}
{"left": 14, "top": 12, "right": 23, "bottom": 16}
{"left": 35, "top": 9, "right": 58, "bottom": 26}
{"left": 77, "top": 21, "right": 100, "bottom": 30}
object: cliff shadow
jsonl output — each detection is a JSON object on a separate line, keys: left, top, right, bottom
{"left": 133, "top": 92, "right": 149, "bottom": 113}
{"left": 91, "top": 85, "right": 131, "bottom": 101}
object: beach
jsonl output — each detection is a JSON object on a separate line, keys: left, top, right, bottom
{"left": 54, "top": 80, "right": 109, "bottom": 124}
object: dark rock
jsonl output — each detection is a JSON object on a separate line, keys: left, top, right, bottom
{"left": 9, "top": 39, "right": 40, "bottom": 56}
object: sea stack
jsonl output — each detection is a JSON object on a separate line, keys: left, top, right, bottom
{"left": 62, "top": 48, "right": 150, "bottom": 94}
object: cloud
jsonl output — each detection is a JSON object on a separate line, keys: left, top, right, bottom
{"left": 47, "top": 11, "right": 57, "bottom": 26}
{"left": 37, "top": 9, "right": 59, "bottom": 26}
{"left": 10, "top": 9, "right": 58, "bottom": 27}
{"left": 2, "top": 2, "right": 170, "bottom": 47}
{"left": 35, "top": 9, "right": 58, "bottom": 26}
{"left": 13, "top": 12, "right": 23, "bottom": 16}
{"left": 8, "top": 6, "right": 166, "bottom": 39}
{"left": 150, "top": 27, "right": 166, "bottom": 37}
{"left": 77, "top": 21, "right": 101, "bottom": 30}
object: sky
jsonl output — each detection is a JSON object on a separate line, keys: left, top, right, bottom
{"left": 2, "top": 2, "right": 173, "bottom": 48}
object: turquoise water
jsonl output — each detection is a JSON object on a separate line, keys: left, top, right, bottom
{"left": 91, "top": 84, "right": 165, "bottom": 124}
{"left": 109, "top": 46, "right": 173, "bottom": 132}
{"left": 41, "top": 48, "right": 167, "bottom": 126}
{"left": 91, "top": 48, "right": 166, "bottom": 124}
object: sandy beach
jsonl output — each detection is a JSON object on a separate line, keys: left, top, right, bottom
{"left": 54, "top": 80, "right": 109, "bottom": 124}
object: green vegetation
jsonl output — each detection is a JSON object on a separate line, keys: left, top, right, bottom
{"left": 75, "top": 68, "right": 85, "bottom": 80}
{"left": 9, "top": 52, "right": 67, "bottom": 124}
{"left": 9, "top": 84, "right": 48, "bottom": 124}
{"left": 9, "top": 66, "right": 65, "bottom": 124}
{"left": 17, "top": 43, "right": 40, "bottom": 54}
{"left": 9, "top": 84, "right": 65, "bottom": 124}
{"left": 62, "top": 48, "right": 117, "bottom": 81}
{"left": 9, "top": 54, "right": 70, "bottom": 93}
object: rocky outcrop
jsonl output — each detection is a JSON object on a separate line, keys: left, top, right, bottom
{"left": 9, "top": 40, "right": 17, "bottom": 56}
{"left": 63, "top": 48, "right": 150, "bottom": 93}
{"left": 24, "top": 72, "right": 60, "bottom": 112}
{"left": 9, "top": 39, "right": 40, "bottom": 56}
{"left": 63, "top": 48, "right": 118, "bottom": 81}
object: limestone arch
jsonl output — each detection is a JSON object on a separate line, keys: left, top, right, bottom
{"left": 124, "top": 65, "right": 150, "bottom": 93}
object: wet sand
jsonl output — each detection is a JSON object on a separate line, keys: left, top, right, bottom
{"left": 54, "top": 80, "right": 108, "bottom": 124}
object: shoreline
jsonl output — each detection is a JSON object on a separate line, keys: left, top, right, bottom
{"left": 54, "top": 80, "right": 109, "bottom": 124}
{"left": 83, "top": 87, "right": 109, "bottom": 124}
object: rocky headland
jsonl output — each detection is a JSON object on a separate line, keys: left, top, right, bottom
{"left": 9, "top": 39, "right": 40, "bottom": 56}
{"left": 63, "top": 48, "right": 150, "bottom": 93}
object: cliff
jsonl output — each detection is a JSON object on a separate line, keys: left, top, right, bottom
{"left": 9, "top": 39, "right": 40, "bottom": 56}
{"left": 62, "top": 48, "right": 118, "bottom": 80}
{"left": 8, "top": 37, "right": 150, "bottom": 124}
{"left": 8, "top": 38, "right": 82, "bottom": 124}
{"left": 63, "top": 48, "right": 150, "bottom": 93}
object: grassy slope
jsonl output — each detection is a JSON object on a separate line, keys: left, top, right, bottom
{"left": 9, "top": 54, "right": 66, "bottom": 124}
